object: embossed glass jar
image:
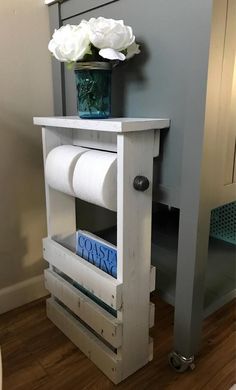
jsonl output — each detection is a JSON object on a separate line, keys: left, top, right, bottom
{"left": 74, "top": 62, "right": 112, "bottom": 119}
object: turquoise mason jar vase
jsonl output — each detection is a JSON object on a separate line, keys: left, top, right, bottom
{"left": 74, "top": 62, "right": 112, "bottom": 119}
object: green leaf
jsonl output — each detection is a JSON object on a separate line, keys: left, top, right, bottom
{"left": 66, "top": 61, "right": 75, "bottom": 71}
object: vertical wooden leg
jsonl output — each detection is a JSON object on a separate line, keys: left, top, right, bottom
{"left": 117, "top": 130, "right": 155, "bottom": 380}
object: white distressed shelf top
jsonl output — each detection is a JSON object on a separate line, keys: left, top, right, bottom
{"left": 44, "top": 0, "right": 59, "bottom": 4}
{"left": 33, "top": 116, "right": 170, "bottom": 133}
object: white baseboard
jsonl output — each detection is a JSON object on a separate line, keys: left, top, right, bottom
{"left": 0, "top": 275, "right": 48, "bottom": 315}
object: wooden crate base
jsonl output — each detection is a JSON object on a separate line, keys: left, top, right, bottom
{"left": 47, "top": 298, "right": 122, "bottom": 384}
{"left": 45, "top": 269, "right": 122, "bottom": 348}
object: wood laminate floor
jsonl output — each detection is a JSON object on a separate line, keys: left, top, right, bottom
{"left": 0, "top": 295, "right": 235, "bottom": 390}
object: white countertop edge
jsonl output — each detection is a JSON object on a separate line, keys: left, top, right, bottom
{"left": 33, "top": 116, "right": 170, "bottom": 133}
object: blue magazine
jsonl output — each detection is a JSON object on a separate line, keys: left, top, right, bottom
{"left": 76, "top": 230, "right": 117, "bottom": 278}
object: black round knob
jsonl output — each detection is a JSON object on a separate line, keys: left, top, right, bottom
{"left": 133, "top": 176, "right": 150, "bottom": 191}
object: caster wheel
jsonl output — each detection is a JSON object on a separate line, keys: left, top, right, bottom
{"left": 168, "top": 351, "right": 195, "bottom": 373}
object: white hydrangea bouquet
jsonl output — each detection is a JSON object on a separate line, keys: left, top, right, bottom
{"left": 48, "top": 17, "right": 140, "bottom": 64}
{"left": 48, "top": 17, "right": 140, "bottom": 119}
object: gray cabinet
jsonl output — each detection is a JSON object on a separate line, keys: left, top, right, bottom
{"left": 47, "top": 0, "right": 236, "bottom": 367}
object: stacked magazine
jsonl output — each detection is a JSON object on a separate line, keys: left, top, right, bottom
{"left": 76, "top": 230, "right": 117, "bottom": 279}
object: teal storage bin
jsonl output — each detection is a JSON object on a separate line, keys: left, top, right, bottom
{"left": 210, "top": 201, "right": 236, "bottom": 245}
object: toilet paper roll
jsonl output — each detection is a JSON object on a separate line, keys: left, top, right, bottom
{"left": 45, "top": 145, "right": 87, "bottom": 196}
{"left": 73, "top": 150, "right": 117, "bottom": 211}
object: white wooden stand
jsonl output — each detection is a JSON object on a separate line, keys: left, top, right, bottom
{"left": 34, "top": 116, "right": 169, "bottom": 384}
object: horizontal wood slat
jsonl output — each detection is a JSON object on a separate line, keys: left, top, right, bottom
{"left": 72, "top": 129, "right": 160, "bottom": 157}
{"left": 46, "top": 298, "right": 122, "bottom": 384}
{"left": 43, "top": 237, "right": 123, "bottom": 310}
{"left": 45, "top": 269, "right": 122, "bottom": 347}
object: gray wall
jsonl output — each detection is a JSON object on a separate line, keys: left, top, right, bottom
{"left": 60, "top": 0, "right": 213, "bottom": 207}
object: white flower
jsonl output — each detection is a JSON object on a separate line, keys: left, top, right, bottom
{"left": 126, "top": 41, "right": 140, "bottom": 60}
{"left": 48, "top": 23, "right": 90, "bottom": 62}
{"left": 88, "top": 17, "right": 135, "bottom": 61}
{"left": 99, "top": 48, "right": 126, "bottom": 61}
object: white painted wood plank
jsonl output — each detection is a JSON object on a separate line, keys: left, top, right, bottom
{"left": 117, "top": 130, "right": 154, "bottom": 380}
{"left": 42, "top": 127, "right": 76, "bottom": 237}
{"left": 34, "top": 117, "right": 170, "bottom": 133}
{"left": 150, "top": 265, "right": 156, "bottom": 292}
{"left": 149, "top": 337, "right": 154, "bottom": 362}
{"left": 43, "top": 238, "right": 122, "bottom": 310}
{"left": 44, "top": 269, "right": 122, "bottom": 347}
{"left": 47, "top": 298, "right": 122, "bottom": 384}
{"left": 73, "top": 129, "right": 117, "bottom": 152}
{"left": 72, "top": 129, "right": 160, "bottom": 157}
{"left": 149, "top": 302, "right": 155, "bottom": 328}
{"left": 153, "top": 130, "right": 160, "bottom": 157}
